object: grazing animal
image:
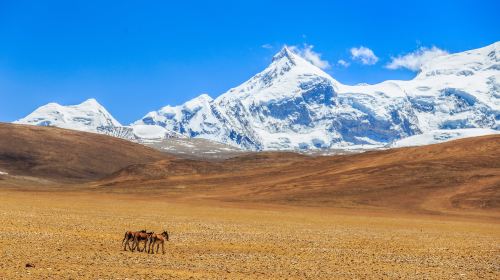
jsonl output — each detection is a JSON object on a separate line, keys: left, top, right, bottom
{"left": 132, "top": 231, "right": 154, "bottom": 252}
{"left": 122, "top": 230, "right": 146, "bottom": 251}
{"left": 148, "top": 230, "right": 169, "bottom": 254}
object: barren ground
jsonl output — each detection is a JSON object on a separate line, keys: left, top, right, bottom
{"left": 1, "top": 124, "right": 499, "bottom": 279}
{"left": 0, "top": 190, "right": 498, "bottom": 279}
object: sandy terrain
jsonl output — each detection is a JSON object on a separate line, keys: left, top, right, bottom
{"left": 0, "top": 190, "right": 498, "bottom": 279}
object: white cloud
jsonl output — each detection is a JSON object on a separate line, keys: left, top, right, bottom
{"left": 337, "top": 59, "right": 350, "bottom": 67}
{"left": 261, "top": 43, "right": 273, "bottom": 49}
{"left": 386, "top": 46, "right": 448, "bottom": 71}
{"left": 350, "top": 46, "right": 379, "bottom": 65}
{"left": 289, "top": 44, "right": 331, "bottom": 70}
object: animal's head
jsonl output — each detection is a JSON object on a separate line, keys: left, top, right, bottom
{"left": 162, "top": 230, "right": 169, "bottom": 241}
{"left": 147, "top": 231, "right": 154, "bottom": 236}
{"left": 140, "top": 229, "right": 146, "bottom": 233}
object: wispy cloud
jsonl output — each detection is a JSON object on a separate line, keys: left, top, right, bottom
{"left": 289, "top": 44, "right": 331, "bottom": 70}
{"left": 261, "top": 43, "right": 273, "bottom": 49}
{"left": 386, "top": 46, "right": 448, "bottom": 71}
{"left": 350, "top": 46, "right": 378, "bottom": 65}
{"left": 337, "top": 59, "right": 350, "bottom": 67}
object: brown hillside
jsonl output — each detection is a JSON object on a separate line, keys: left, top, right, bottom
{"left": 100, "top": 135, "right": 500, "bottom": 213}
{"left": 0, "top": 123, "right": 171, "bottom": 180}
{"left": 1, "top": 122, "right": 498, "bottom": 214}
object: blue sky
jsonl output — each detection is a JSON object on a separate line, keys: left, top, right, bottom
{"left": 1, "top": 0, "right": 499, "bottom": 124}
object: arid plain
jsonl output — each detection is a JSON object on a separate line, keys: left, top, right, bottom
{"left": 0, "top": 123, "right": 499, "bottom": 279}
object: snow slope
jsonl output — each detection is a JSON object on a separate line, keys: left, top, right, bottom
{"left": 136, "top": 42, "right": 499, "bottom": 150}
{"left": 391, "top": 128, "right": 499, "bottom": 148}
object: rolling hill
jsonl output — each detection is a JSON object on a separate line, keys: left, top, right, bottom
{"left": 100, "top": 135, "right": 500, "bottom": 213}
{"left": 0, "top": 122, "right": 498, "bottom": 215}
{"left": 0, "top": 123, "right": 171, "bottom": 180}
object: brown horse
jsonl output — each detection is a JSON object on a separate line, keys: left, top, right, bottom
{"left": 132, "top": 231, "right": 154, "bottom": 252}
{"left": 122, "top": 230, "right": 146, "bottom": 251}
{"left": 148, "top": 230, "right": 169, "bottom": 254}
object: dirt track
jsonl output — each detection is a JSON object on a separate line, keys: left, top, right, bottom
{"left": 0, "top": 190, "right": 498, "bottom": 279}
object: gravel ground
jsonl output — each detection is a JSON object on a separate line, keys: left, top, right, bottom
{"left": 0, "top": 190, "right": 498, "bottom": 279}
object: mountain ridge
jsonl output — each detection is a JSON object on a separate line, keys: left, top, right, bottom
{"left": 136, "top": 41, "right": 499, "bottom": 150}
{"left": 14, "top": 41, "right": 500, "bottom": 151}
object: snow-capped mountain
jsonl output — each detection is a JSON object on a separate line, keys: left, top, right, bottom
{"left": 14, "top": 99, "right": 179, "bottom": 140}
{"left": 135, "top": 42, "right": 499, "bottom": 150}
{"left": 138, "top": 93, "right": 218, "bottom": 139}
{"left": 15, "top": 98, "right": 122, "bottom": 132}
{"left": 135, "top": 47, "right": 419, "bottom": 150}
{"left": 14, "top": 42, "right": 499, "bottom": 151}
{"left": 397, "top": 42, "right": 499, "bottom": 132}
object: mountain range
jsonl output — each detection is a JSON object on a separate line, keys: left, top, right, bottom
{"left": 14, "top": 42, "right": 500, "bottom": 151}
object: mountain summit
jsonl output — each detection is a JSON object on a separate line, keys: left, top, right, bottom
{"left": 272, "top": 46, "right": 294, "bottom": 62}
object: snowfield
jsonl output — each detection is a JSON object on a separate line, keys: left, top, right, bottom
{"left": 15, "top": 41, "right": 500, "bottom": 151}
{"left": 391, "top": 128, "right": 500, "bottom": 148}
{"left": 131, "top": 124, "right": 179, "bottom": 140}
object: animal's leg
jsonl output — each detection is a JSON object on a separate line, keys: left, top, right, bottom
{"left": 123, "top": 238, "right": 129, "bottom": 251}
{"left": 135, "top": 239, "right": 141, "bottom": 252}
{"left": 148, "top": 241, "right": 154, "bottom": 254}
{"left": 156, "top": 243, "right": 160, "bottom": 254}
{"left": 128, "top": 238, "right": 135, "bottom": 251}
{"left": 131, "top": 237, "right": 138, "bottom": 252}
{"left": 129, "top": 240, "right": 135, "bottom": 251}
{"left": 162, "top": 242, "right": 165, "bottom": 254}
